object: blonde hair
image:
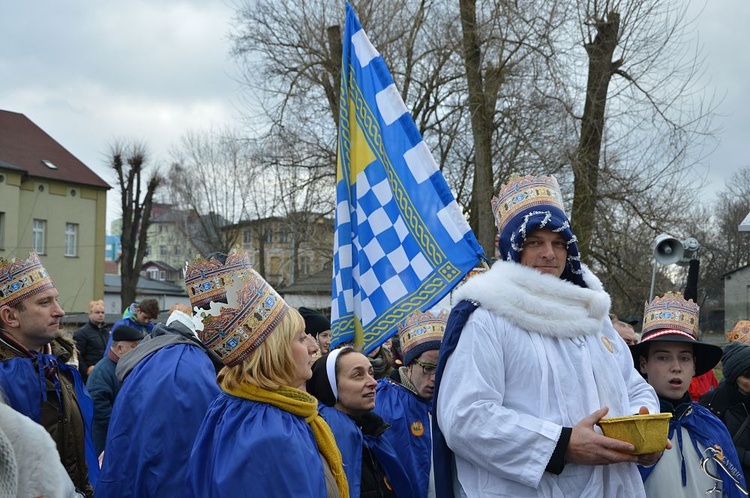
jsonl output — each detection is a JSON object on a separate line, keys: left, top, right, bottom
{"left": 218, "top": 307, "right": 305, "bottom": 391}
{"left": 89, "top": 300, "right": 105, "bottom": 312}
{"left": 169, "top": 302, "right": 192, "bottom": 315}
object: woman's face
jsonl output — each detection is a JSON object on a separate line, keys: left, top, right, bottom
{"left": 737, "top": 375, "right": 750, "bottom": 396}
{"left": 334, "top": 352, "right": 377, "bottom": 416}
{"left": 317, "top": 330, "right": 331, "bottom": 354}
{"left": 291, "top": 329, "right": 319, "bottom": 388}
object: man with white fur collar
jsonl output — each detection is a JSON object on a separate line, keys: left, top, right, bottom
{"left": 432, "top": 175, "right": 662, "bottom": 498}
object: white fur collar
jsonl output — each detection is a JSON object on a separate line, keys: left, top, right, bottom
{"left": 453, "top": 260, "right": 611, "bottom": 338}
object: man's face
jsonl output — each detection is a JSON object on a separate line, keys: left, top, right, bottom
{"left": 113, "top": 340, "right": 140, "bottom": 357}
{"left": 639, "top": 342, "right": 695, "bottom": 400}
{"left": 408, "top": 349, "right": 439, "bottom": 399}
{"left": 519, "top": 229, "right": 568, "bottom": 278}
{"left": 89, "top": 305, "right": 105, "bottom": 325}
{"left": 135, "top": 307, "right": 154, "bottom": 325}
{"left": 614, "top": 321, "right": 639, "bottom": 345}
{"left": 6, "top": 287, "right": 65, "bottom": 351}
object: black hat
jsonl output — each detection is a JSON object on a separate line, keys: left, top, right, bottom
{"left": 112, "top": 325, "right": 146, "bottom": 342}
{"left": 298, "top": 307, "right": 331, "bottom": 338}
{"left": 722, "top": 342, "right": 750, "bottom": 384}
{"left": 629, "top": 329, "right": 722, "bottom": 377}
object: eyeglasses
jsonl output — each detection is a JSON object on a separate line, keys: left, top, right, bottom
{"left": 414, "top": 359, "right": 437, "bottom": 376}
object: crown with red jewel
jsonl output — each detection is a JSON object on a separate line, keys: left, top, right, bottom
{"left": 0, "top": 252, "right": 55, "bottom": 308}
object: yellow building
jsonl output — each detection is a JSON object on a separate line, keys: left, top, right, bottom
{"left": 0, "top": 110, "right": 110, "bottom": 314}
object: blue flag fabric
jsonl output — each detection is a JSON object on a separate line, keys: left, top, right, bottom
{"left": 332, "top": 3, "right": 484, "bottom": 353}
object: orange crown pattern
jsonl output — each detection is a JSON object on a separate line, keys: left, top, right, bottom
{"left": 399, "top": 309, "right": 448, "bottom": 355}
{"left": 0, "top": 253, "right": 55, "bottom": 308}
{"left": 491, "top": 175, "right": 566, "bottom": 233}
{"left": 184, "top": 249, "right": 254, "bottom": 310}
{"left": 726, "top": 320, "right": 750, "bottom": 344}
{"left": 642, "top": 292, "right": 699, "bottom": 337}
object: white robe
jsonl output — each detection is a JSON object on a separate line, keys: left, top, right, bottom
{"left": 437, "top": 261, "right": 659, "bottom": 497}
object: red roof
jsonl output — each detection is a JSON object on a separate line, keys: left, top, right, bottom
{"left": 0, "top": 110, "right": 110, "bottom": 189}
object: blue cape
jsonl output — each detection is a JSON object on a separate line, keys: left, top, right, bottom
{"left": 186, "top": 392, "right": 328, "bottom": 497}
{"left": 0, "top": 353, "right": 99, "bottom": 488}
{"left": 640, "top": 401, "right": 747, "bottom": 498}
{"left": 319, "top": 403, "right": 417, "bottom": 497}
{"left": 96, "top": 344, "right": 220, "bottom": 497}
{"left": 374, "top": 378, "right": 432, "bottom": 497}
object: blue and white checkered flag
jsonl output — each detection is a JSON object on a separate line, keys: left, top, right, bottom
{"left": 331, "top": 3, "right": 485, "bottom": 354}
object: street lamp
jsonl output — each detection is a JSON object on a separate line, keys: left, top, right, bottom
{"left": 649, "top": 234, "right": 700, "bottom": 302}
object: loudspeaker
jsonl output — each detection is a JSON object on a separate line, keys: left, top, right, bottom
{"left": 654, "top": 233, "right": 683, "bottom": 265}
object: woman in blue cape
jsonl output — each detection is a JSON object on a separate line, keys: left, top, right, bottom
{"left": 307, "top": 347, "right": 418, "bottom": 498}
{"left": 186, "top": 262, "right": 348, "bottom": 498}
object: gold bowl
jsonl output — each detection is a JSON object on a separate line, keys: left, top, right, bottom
{"left": 597, "top": 413, "right": 672, "bottom": 455}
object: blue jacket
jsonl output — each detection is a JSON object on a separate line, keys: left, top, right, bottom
{"left": 375, "top": 377, "right": 433, "bottom": 497}
{"left": 187, "top": 392, "right": 329, "bottom": 497}
{"left": 319, "top": 403, "right": 417, "bottom": 497}
{"left": 102, "top": 304, "right": 155, "bottom": 357}
{"left": 96, "top": 340, "right": 221, "bottom": 497}
{"left": 85, "top": 355, "right": 120, "bottom": 454}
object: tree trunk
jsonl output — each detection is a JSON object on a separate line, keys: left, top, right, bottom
{"left": 459, "top": 0, "right": 497, "bottom": 257}
{"left": 571, "top": 12, "right": 621, "bottom": 261}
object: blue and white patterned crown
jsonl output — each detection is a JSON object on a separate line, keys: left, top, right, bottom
{"left": 184, "top": 249, "right": 254, "bottom": 310}
{"left": 398, "top": 309, "right": 448, "bottom": 365}
{"left": 0, "top": 252, "right": 55, "bottom": 308}
{"left": 491, "top": 175, "right": 566, "bottom": 234}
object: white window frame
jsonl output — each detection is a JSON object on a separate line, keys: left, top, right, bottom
{"left": 32, "top": 219, "right": 46, "bottom": 254}
{"left": 65, "top": 222, "right": 78, "bottom": 257}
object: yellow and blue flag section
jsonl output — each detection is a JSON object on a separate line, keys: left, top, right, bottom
{"left": 331, "top": 2, "right": 484, "bottom": 354}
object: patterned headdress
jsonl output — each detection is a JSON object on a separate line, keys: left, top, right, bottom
{"left": 726, "top": 320, "right": 750, "bottom": 344}
{"left": 0, "top": 253, "right": 55, "bottom": 308}
{"left": 631, "top": 292, "right": 720, "bottom": 376}
{"left": 399, "top": 309, "right": 448, "bottom": 365}
{"left": 491, "top": 175, "right": 585, "bottom": 288}
{"left": 190, "top": 257, "right": 290, "bottom": 367}
{"left": 184, "top": 249, "right": 254, "bottom": 310}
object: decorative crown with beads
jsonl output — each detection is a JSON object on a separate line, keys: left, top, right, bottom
{"left": 0, "top": 252, "right": 55, "bottom": 308}
{"left": 726, "top": 320, "right": 750, "bottom": 344}
{"left": 184, "top": 249, "right": 254, "bottom": 310}
{"left": 398, "top": 309, "right": 448, "bottom": 365}
{"left": 642, "top": 292, "right": 699, "bottom": 338}
{"left": 191, "top": 263, "right": 290, "bottom": 367}
{"left": 491, "top": 175, "right": 566, "bottom": 233}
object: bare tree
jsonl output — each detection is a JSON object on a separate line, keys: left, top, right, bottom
{"left": 112, "top": 141, "right": 161, "bottom": 309}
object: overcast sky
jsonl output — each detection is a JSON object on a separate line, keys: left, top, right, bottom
{"left": 1, "top": 0, "right": 748, "bottom": 233}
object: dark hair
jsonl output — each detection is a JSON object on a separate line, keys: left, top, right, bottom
{"left": 137, "top": 298, "right": 159, "bottom": 318}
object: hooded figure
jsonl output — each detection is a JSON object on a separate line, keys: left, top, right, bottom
{"left": 432, "top": 175, "right": 659, "bottom": 498}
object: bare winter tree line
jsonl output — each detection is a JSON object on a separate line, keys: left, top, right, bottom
{"left": 112, "top": 0, "right": 749, "bottom": 327}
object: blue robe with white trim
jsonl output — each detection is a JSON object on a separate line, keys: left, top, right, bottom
{"left": 96, "top": 343, "right": 221, "bottom": 497}
{"left": 319, "top": 403, "right": 418, "bottom": 497}
{"left": 374, "top": 377, "right": 433, "bottom": 498}
{"left": 186, "top": 392, "right": 329, "bottom": 497}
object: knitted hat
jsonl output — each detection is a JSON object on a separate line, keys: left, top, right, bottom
{"left": 726, "top": 320, "right": 750, "bottom": 344}
{"left": 630, "top": 292, "right": 721, "bottom": 376}
{"left": 112, "top": 325, "right": 146, "bottom": 342}
{"left": 491, "top": 175, "right": 585, "bottom": 288}
{"left": 184, "top": 249, "right": 254, "bottom": 310}
{"left": 190, "top": 253, "right": 290, "bottom": 367}
{"left": 399, "top": 310, "right": 448, "bottom": 366}
{"left": 722, "top": 342, "right": 750, "bottom": 384}
{"left": 0, "top": 253, "right": 55, "bottom": 308}
{"left": 298, "top": 307, "right": 331, "bottom": 338}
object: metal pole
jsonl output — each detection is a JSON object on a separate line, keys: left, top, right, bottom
{"left": 649, "top": 259, "right": 658, "bottom": 303}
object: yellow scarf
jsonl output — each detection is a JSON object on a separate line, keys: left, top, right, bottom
{"left": 222, "top": 381, "right": 349, "bottom": 498}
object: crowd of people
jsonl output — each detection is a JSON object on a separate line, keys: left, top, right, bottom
{"left": 1, "top": 173, "right": 750, "bottom": 497}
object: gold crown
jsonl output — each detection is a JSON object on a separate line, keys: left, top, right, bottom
{"left": 642, "top": 292, "right": 699, "bottom": 337}
{"left": 184, "top": 249, "right": 254, "bottom": 310}
{"left": 491, "top": 175, "right": 565, "bottom": 233}
{"left": 193, "top": 267, "right": 290, "bottom": 367}
{"left": 0, "top": 252, "right": 55, "bottom": 308}
{"left": 726, "top": 320, "right": 750, "bottom": 344}
{"left": 399, "top": 309, "right": 448, "bottom": 362}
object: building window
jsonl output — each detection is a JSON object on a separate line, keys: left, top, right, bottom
{"left": 243, "top": 230, "right": 252, "bottom": 245}
{"left": 278, "top": 230, "right": 289, "bottom": 244}
{"left": 299, "top": 256, "right": 310, "bottom": 276}
{"left": 65, "top": 223, "right": 78, "bottom": 257}
{"left": 0, "top": 212, "right": 4, "bottom": 250}
{"left": 174, "top": 245, "right": 181, "bottom": 255}
{"left": 32, "top": 219, "right": 46, "bottom": 254}
{"left": 160, "top": 245, "right": 167, "bottom": 257}
{"left": 159, "top": 270, "right": 166, "bottom": 281}
{"left": 270, "top": 256, "right": 281, "bottom": 276}
{"left": 263, "top": 228, "right": 272, "bottom": 243}
{"left": 147, "top": 268, "right": 159, "bottom": 280}
{"left": 158, "top": 224, "right": 165, "bottom": 234}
